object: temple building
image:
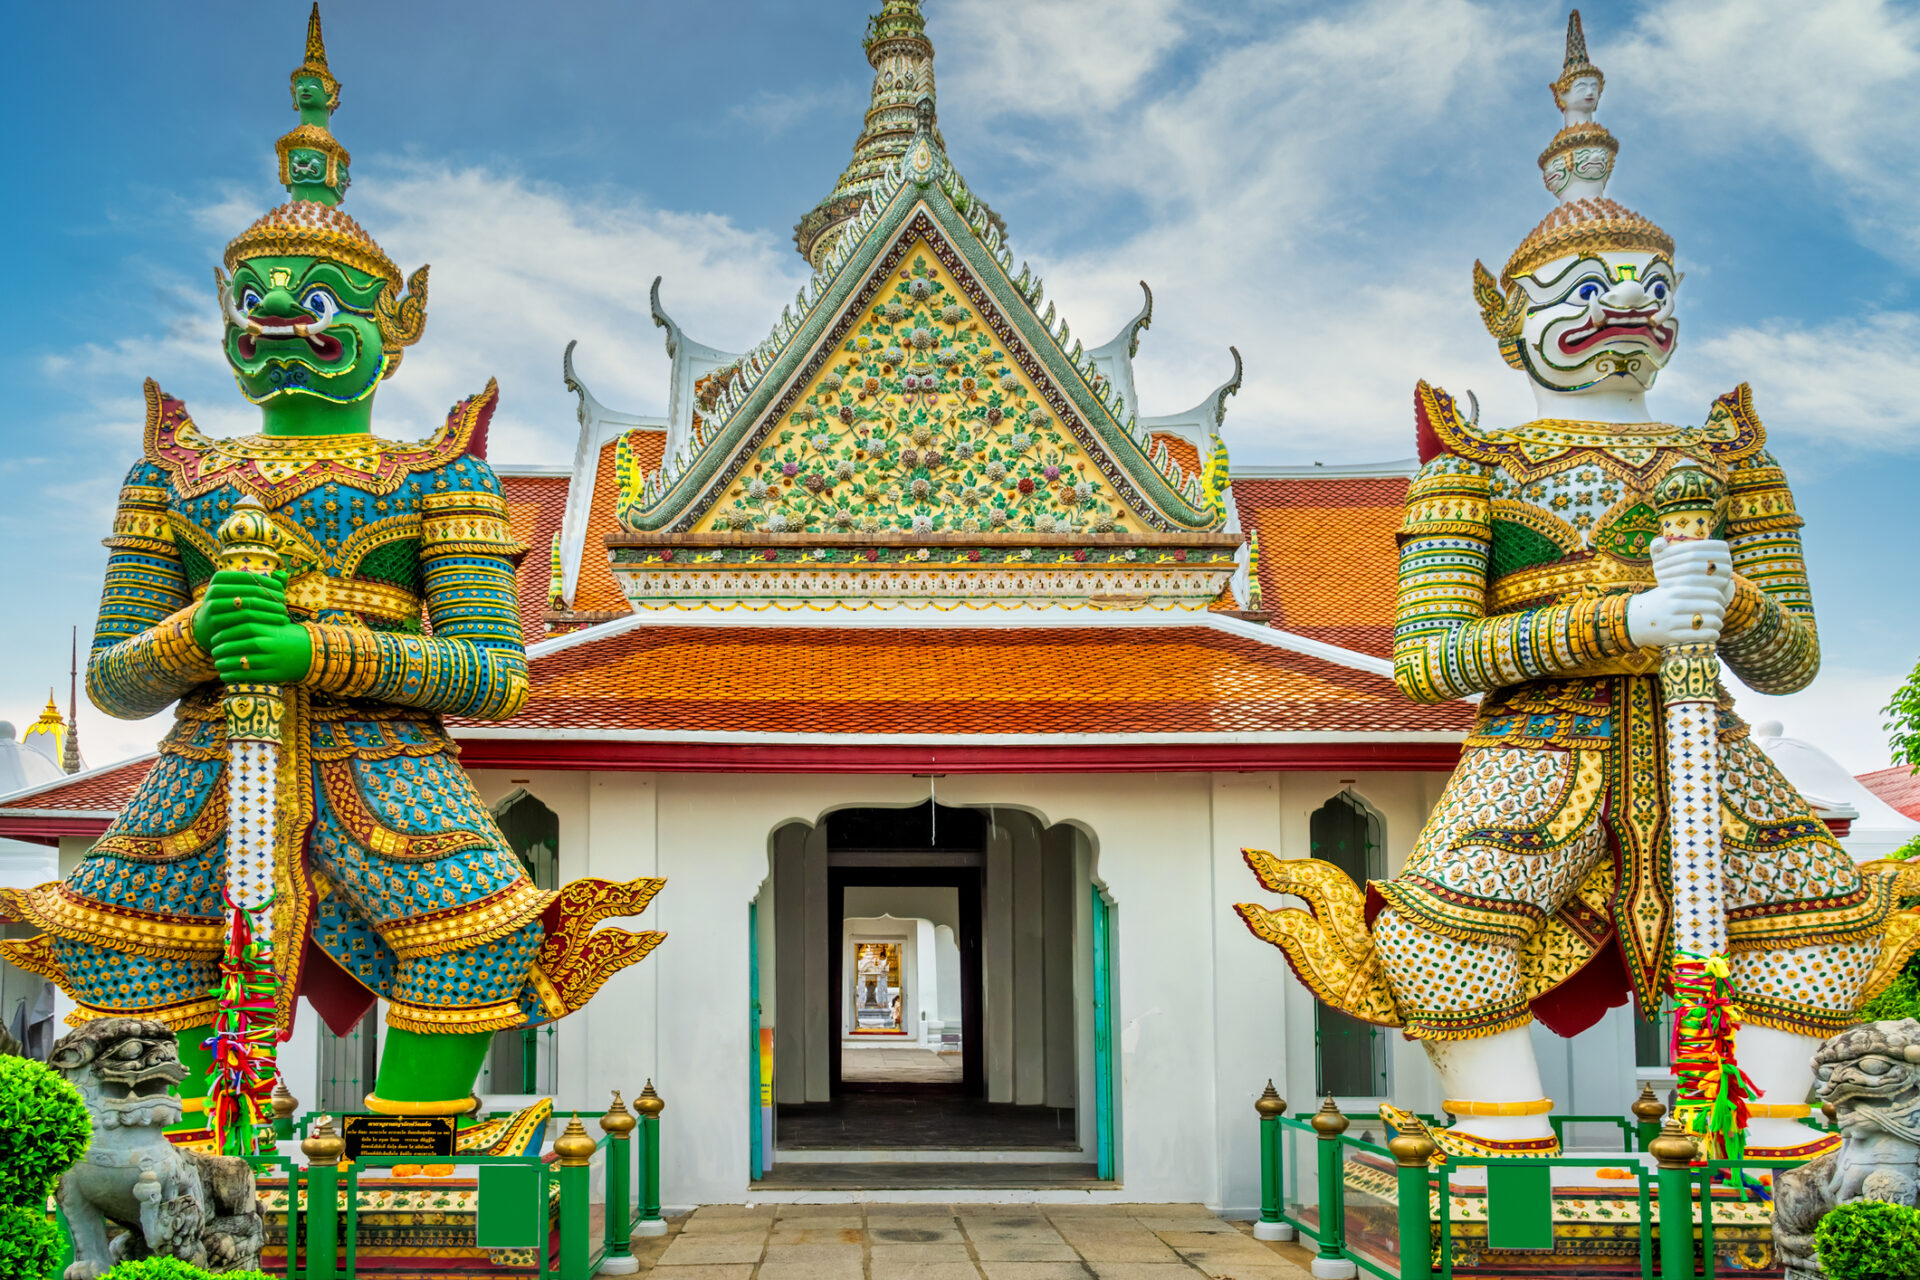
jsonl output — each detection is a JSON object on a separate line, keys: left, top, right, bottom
{"left": 0, "top": 0, "right": 1890, "bottom": 1214}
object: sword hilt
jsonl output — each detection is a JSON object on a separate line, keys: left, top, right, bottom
{"left": 1651, "top": 461, "right": 1726, "bottom": 700}
{"left": 216, "top": 497, "right": 288, "bottom": 742}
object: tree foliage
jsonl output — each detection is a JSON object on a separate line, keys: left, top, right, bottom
{"left": 0, "top": 1205, "right": 59, "bottom": 1280}
{"left": 0, "top": 1056, "right": 90, "bottom": 1208}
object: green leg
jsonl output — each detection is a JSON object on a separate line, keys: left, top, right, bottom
{"left": 367, "top": 1027, "right": 492, "bottom": 1114}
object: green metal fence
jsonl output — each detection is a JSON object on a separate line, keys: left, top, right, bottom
{"left": 1253, "top": 1085, "right": 1820, "bottom": 1280}
{"left": 252, "top": 1098, "right": 643, "bottom": 1280}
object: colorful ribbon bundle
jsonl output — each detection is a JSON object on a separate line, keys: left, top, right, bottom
{"left": 1669, "top": 951, "right": 1760, "bottom": 1163}
{"left": 203, "top": 893, "right": 278, "bottom": 1156}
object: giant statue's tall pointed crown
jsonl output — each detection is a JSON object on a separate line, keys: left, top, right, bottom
{"left": 1474, "top": 10, "right": 1675, "bottom": 361}
{"left": 219, "top": 6, "right": 428, "bottom": 378}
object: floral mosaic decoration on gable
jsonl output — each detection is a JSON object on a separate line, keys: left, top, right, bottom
{"left": 681, "top": 249, "right": 1119, "bottom": 537}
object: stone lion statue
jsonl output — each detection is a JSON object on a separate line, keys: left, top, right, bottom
{"left": 48, "top": 1018, "right": 264, "bottom": 1278}
{"left": 1773, "top": 1019, "right": 1920, "bottom": 1279}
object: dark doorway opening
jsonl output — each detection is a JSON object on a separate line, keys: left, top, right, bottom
{"left": 829, "top": 862, "right": 984, "bottom": 1097}
{"left": 768, "top": 802, "right": 1089, "bottom": 1179}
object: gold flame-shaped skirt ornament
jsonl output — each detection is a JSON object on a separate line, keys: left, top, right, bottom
{"left": 205, "top": 497, "right": 290, "bottom": 1155}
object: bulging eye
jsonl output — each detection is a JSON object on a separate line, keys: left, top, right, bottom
{"left": 1861, "top": 1056, "right": 1893, "bottom": 1076}
{"left": 1576, "top": 282, "right": 1602, "bottom": 302}
{"left": 1651, "top": 281, "right": 1669, "bottom": 301}
{"left": 241, "top": 289, "right": 262, "bottom": 311}
{"left": 302, "top": 289, "right": 337, "bottom": 323}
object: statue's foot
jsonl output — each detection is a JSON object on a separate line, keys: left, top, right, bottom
{"left": 64, "top": 1264, "right": 106, "bottom": 1280}
{"left": 1380, "top": 1103, "right": 1560, "bottom": 1166}
{"left": 1429, "top": 1126, "right": 1562, "bottom": 1161}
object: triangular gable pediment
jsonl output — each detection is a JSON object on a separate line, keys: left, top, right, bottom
{"left": 616, "top": 182, "right": 1219, "bottom": 536}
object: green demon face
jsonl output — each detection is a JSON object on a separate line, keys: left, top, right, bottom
{"left": 220, "top": 255, "right": 388, "bottom": 406}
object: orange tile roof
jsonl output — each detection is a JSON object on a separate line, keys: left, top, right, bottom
{"left": 1152, "top": 433, "right": 1203, "bottom": 478}
{"left": 486, "top": 622, "right": 1472, "bottom": 737}
{"left": 499, "top": 430, "right": 663, "bottom": 636}
{"left": 1859, "top": 766, "right": 1920, "bottom": 822}
{"left": 501, "top": 473, "right": 569, "bottom": 641}
{"left": 574, "top": 435, "right": 659, "bottom": 616}
{"left": 1232, "top": 476, "right": 1408, "bottom": 659}
{"left": 0, "top": 755, "right": 157, "bottom": 814}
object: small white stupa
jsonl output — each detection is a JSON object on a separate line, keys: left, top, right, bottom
{"left": 1752, "top": 720, "right": 1920, "bottom": 861}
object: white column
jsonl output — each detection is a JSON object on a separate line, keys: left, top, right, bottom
{"left": 803, "top": 821, "right": 830, "bottom": 1102}
{"left": 1014, "top": 817, "right": 1046, "bottom": 1106}
{"left": 1042, "top": 825, "right": 1076, "bottom": 1109}
{"left": 772, "top": 823, "right": 807, "bottom": 1105}
{"left": 986, "top": 816, "right": 1015, "bottom": 1102}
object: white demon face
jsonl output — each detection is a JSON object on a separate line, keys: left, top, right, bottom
{"left": 1515, "top": 251, "right": 1678, "bottom": 395}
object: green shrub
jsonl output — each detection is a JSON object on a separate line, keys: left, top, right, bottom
{"left": 0, "top": 1204, "right": 60, "bottom": 1280}
{"left": 1816, "top": 1199, "right": 1920, "bottom": 1280}
{"left": 105, "top": 1259, "right": 271, "bottom": 1280}
{"left": 0, "top": 1056, "right": 90, "bottom": 1207}
{"left": 1857, "top": 959, "right": 1920, "bottom": 1022}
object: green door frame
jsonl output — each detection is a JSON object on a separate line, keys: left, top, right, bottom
{"left": 1091, "top": 886, "right": 1116, "bottom": 1181}
{"left": 749, "top": 901, "right": 763, "bottom": 1182}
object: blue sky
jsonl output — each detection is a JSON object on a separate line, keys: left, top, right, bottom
{"left": 4, "top": 0, "right": 1917, "bottom": 769}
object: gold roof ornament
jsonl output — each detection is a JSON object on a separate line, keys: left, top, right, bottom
{"left": 292, "top": 3, "right": 342, "bottom": 111}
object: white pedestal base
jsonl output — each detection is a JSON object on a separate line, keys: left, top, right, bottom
{"left": 1253, "top": 1221, "right": 1295, "bottom": 1241}
{"left": 1311, "top": 1258, "right": 1358, "bottom": 1279}
{"left": 632, "top": 1219, "right": 669, "bottom": 1238}
{"left": 597, "top": 1256, "right": 641, "bottom": 1275}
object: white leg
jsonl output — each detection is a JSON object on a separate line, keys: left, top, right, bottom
{"left": 1422, "top": 1027, "right": 1555, "bottom": 1143}
{"left": 1738, "top": 1024, "right": 1824, "bottom": 1152}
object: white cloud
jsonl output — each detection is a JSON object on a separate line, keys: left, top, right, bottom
{"left": 936, "top": 0, "right": 1186, "bottom": 120}
{"left": 943, "top": 0, "right": 1533, "bottom": 461}
{"left": 348, "top": 161, "right": 813, "bottom": 462}
{"left": 1618, "top": 0, "right": 1920, "bottom": 262}
{"left": 727, "top": 82, "right": 855, "bottom": 137}
{"left": 1664, "top": 311, "right": 1920, "bottom": 451}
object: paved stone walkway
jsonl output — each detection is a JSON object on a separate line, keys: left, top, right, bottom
{"left": 628, "top": 1202, "right": 1316, "bottom": 1278}
{"left": 840, "top": 1044, "right": 964, "bottom": 1083}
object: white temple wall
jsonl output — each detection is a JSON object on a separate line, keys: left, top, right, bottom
{"left": 453, "top": 765, "right": 1462, "bottom": 1209}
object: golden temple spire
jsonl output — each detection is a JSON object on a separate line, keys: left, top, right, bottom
{"left": 794, "top": 0, "right": 944, "bottom": 267}
{"left": 23, "top": 690, "right": 66, "bottom": 768}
